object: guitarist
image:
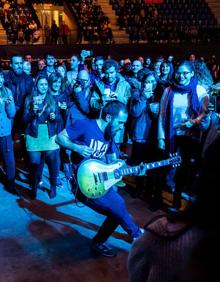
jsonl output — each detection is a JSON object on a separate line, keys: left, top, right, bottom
{"left": 56, "top": 100, "right": 144, "bottom": 257}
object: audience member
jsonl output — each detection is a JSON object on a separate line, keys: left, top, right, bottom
{"left": 22, "top": 75, "right": 60, "bottom": 199}
{"left": 0, "top": 69, "right": 16, "bottom": 194}
{"left": 158, "top": 60, "right": 209, "bottom": 209}
{"left": 128, "top": 134, "right": 220, "bottom": 282}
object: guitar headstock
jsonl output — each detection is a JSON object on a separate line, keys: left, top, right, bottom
{"left": 169, "top": 153, "right": 182, "bottom": 167}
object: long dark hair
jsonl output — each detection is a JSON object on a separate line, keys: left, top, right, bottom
{"left": 48, "top": 72, "right": 65, "bottom": 93}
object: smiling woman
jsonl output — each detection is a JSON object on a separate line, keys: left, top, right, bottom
{"left": 158, "top": 60, "right": 209, "bottom": 210}
{"left": 22, "top": 75, "right": 61, "bottom": 200}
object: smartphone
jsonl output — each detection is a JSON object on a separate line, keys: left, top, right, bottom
{"left": 103, "top": 88, "right": 111, "bottom": 98}
{"left": 33, "top": 95, "right": 43, "bottom": 105}
{"left": 144, "top": 82, "right": 153, "bottom": 92}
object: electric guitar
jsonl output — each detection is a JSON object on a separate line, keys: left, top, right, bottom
{"left": 77, "top": 153, "right": 181, "bottom": 199}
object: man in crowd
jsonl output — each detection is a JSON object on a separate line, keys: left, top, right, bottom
{"left": 90, "top": 59, "right": 131, "bottom": 116}
{"left": 37, "top": 53, "right": 57, "bottom": 78}
{"left": 4, "top": 54, "right": 34, "bottom": 135}
{"left": 66, "top": 54, "right": 81, "bottom": 88}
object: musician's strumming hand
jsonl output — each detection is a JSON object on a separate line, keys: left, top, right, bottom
{"left": 77, "top": 145, "right": 94, "bottom": 158}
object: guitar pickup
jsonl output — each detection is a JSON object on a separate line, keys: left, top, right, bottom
{"left": 93, "top": 174, "right": 98, "bottom": 185}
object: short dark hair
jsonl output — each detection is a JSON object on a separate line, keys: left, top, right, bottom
{"left": 176, "top": 60, "right": 195, "bottom": 72}
{"left": 10, "top": 54, "right": 23, "bottom": 63}
{"left": 44, "top": 53, "right": 55, "bottom": 60}
{"left": 101, "top": 100, "right": 127, "bottom": 120}
{"left": 95, "top": 56, "right": 105, "bottom": 62}
{"left": 103, "top": 59, "right": 119, "bottom": 73}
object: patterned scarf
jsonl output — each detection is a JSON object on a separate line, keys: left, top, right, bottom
{"left": 163, "top": 77, "right": 200, "bottom": 153}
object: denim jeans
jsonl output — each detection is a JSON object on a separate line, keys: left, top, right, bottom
{"left": 0, "top": 135, "right": 15, "bottom": 185}
{"left": 75, "top": 186, "right": 141, "bottom": 243}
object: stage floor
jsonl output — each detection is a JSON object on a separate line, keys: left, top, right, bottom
{"left": 0, "top": 161, "right": 165, "bottom": 282}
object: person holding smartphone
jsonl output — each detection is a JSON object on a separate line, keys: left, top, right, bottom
{"left": 23, "top": 75, "right": 60, "bottom": 199}
{"left": 129, "top": 71, "right": 165, "bottom": 209}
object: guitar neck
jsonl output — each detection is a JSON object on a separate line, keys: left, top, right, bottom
{"left": 119, "top": 159, "right": 170, "bottom": 176}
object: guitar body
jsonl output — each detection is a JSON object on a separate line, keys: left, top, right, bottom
{"left": 77, "top": 159, "right": 126, "bottom": 199}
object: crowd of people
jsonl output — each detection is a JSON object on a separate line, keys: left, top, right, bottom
{"left": 112, "top": 0, "right": 220, "bottom": 44}
{"left": 0, "top": 0, "right": 40, "bottom": 44}
{"left": 1, "top": 0, "right": 220, "bottom": 45}
{"left": 0, "top": 50, "right": 220, "bottom": 265}
{"left": 71, "top": 0, "right": 114, "bottom": 44}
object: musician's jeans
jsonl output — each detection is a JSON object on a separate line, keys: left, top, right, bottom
{"left": 75, "top": 187, "right": 141, "bottom": 243}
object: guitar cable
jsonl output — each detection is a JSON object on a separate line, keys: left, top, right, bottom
{"left": 66, "top": 167, "right": 86, "bottom": 208}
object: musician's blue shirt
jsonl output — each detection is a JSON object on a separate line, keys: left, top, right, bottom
{"left": 66, "top": 118, "right": 119, "bottom": 162}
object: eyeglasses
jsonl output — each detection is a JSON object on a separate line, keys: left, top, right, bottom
{"left": 175, "top": 71, "right": 191, "bottom": 77}
{"left": 78, "top": 79, "right": 89, "bottom": 83}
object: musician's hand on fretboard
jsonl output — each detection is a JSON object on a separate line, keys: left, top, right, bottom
{"left": 136, "top": 162, "right": 147, "bottom": 176}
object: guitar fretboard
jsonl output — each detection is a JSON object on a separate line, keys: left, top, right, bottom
{"left": 119, "top": 159, "right": 170, "bottom": 176}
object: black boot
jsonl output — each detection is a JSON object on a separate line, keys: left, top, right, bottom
{"left": 29, "top": 164, "right": 40, "bottom": 200}
{"left": 30, "top": 187, "right": 37, "bottom": 200}
{"left": 49, "top": 186, "right": 56, "bottom": 199}
{"left": 5, "top": 179, "right": 17, "bottom": 195}
{"left": 49, "top": 177, "right": 57, "bottom": 199}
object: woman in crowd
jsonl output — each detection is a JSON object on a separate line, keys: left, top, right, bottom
{"left": 48, "top": 72, "right": 70, "bottom": 177}
{"left": 194, "top": 59, "right": 214, "bottom": 93}
{"left": 129, "top": 71, "right": 165, "bottom": 209}
{"left": 56, "top": 63, "right": 73, "bottom": 102}
{"left": 0, "top": 69, "right": 16, "bottom": 194}
{"left": 158, "top": 60, "right": 209, "bottom": 209}
{"left": 157, "top": 60, "right": 173, "bottom": 90}
{"left": 23, "top": 75, "right": 60, "bottom": 199}
{"left": 48, "top": 72, "right": 68, "bottom": 129}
